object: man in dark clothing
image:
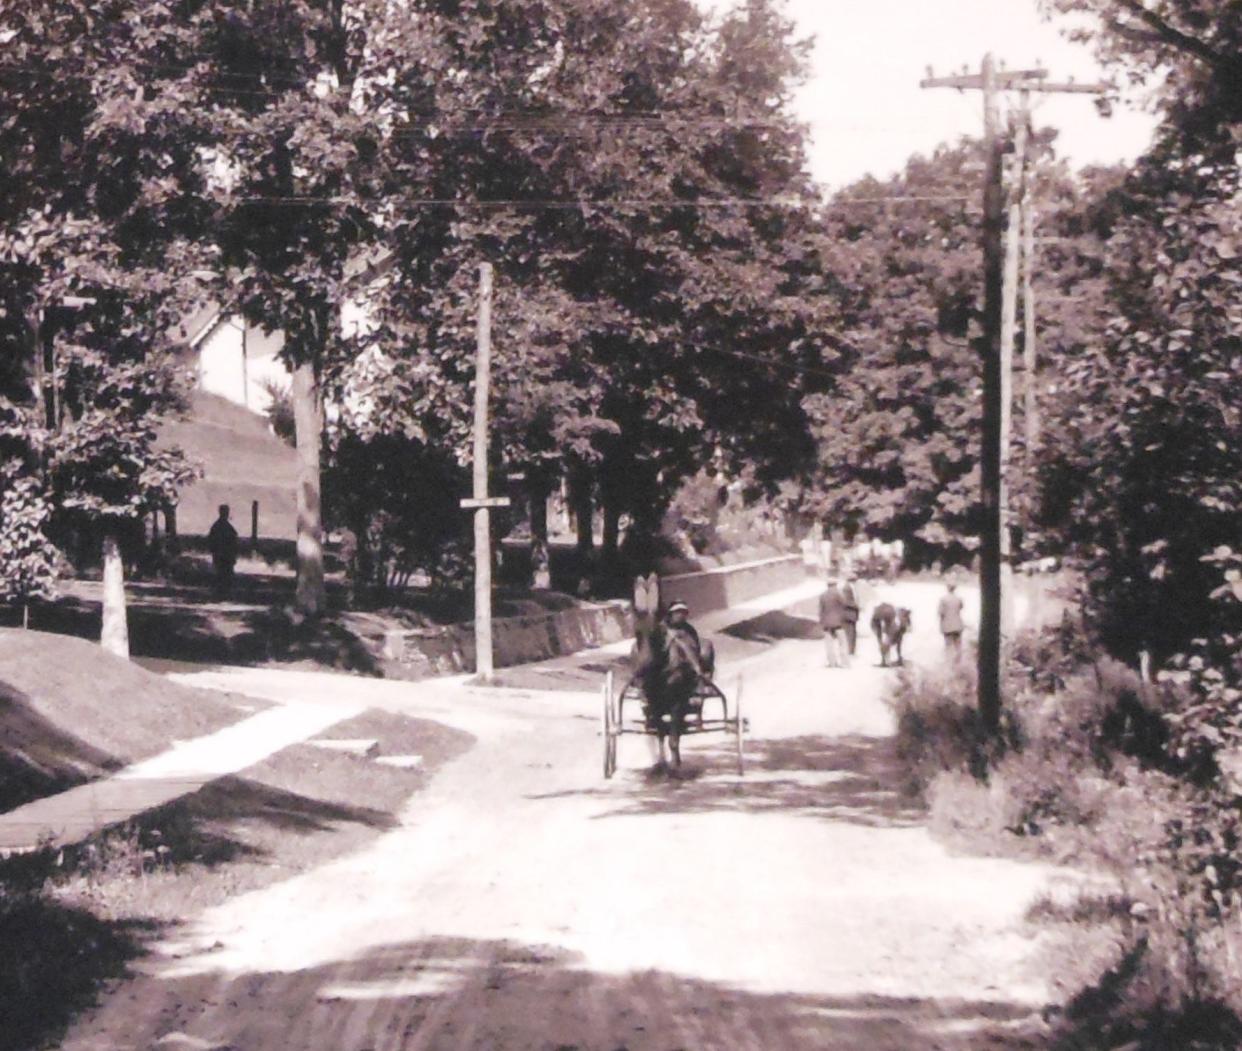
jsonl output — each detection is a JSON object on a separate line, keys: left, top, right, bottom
{"left": 938, "top": 579, "right": 965, "bottom": 657}
{"left": 207, "top": 504, "right": 239, "bottom": 599}
{"left": 664, "top": 600, "right": 715, "bottom": 680}
{"left": 842, "top": 575, "right": 861, "bottom": 657}
{"left": 819, "top": 578, "right": 849, "bottom": 668}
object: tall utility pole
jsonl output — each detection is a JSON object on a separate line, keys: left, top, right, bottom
{"left": 999, "top": 94, "right": 1029, "bottom": 638}
{"left": 460, "top": 263, "right": 510, "bottom": 681}
{"left": 1022, "top": 152, "right": 1040, "bottom": 453}
{"left": 921, "top": 59, "right": 1106, "bottom": 734}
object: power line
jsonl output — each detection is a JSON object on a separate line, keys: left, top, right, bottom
{"left": 229, "top": 193, "right": 972, "bottom": 209}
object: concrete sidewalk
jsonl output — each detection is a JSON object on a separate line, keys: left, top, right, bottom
{"left": 0, "top": 700, "right": 365, "bottom": 855}
{"left": 0, "top": 577, "right": 823, "bottom": 856}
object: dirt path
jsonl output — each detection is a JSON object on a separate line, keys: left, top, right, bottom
{"left": 60, "top": 583, "right": 1068, "bottom": 1051}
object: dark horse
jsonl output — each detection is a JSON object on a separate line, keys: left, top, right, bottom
{"left": 870, "top": 602, "right": 912, "bottom": 667}
{"left": 630, "top": 574, "right": 705, "bottom": 771}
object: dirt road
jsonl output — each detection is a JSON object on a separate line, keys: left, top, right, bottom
{"left": 60, "top": 583, "right": 1068, "bottom": 1050}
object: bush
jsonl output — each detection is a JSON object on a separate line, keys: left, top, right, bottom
{"left": 896, "top": 617, "right": 1242, "bottom": 1045}
{"left": 885, "top": 660, "right": 1020, "bottom": 794}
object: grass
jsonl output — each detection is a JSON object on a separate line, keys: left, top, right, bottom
{"left": 157, "top": 391, "right": 299, "bottom": 539}
{"left": 44, "top": 706, "right": 474, "bottom": 923}
{"left": 0, "top": 706, "right": 474, "bottom": 1050}
{"left": 0, "top": 629, "right": 264, "bottom": 812}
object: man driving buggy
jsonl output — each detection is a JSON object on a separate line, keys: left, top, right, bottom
{"left": 664, "top": 600, "right": 716, "bottom": 682}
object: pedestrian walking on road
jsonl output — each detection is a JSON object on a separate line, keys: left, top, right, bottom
{"left": 208, "top": 504, "right": 239, "bottom": 600}
{"left": 938, "top": 579, "right": 965, "bottom": 657}
{"left": 842, "top": 575, "right": 861, "bottom": 657}
{"left": 819, "top": 577, "right": 849, "bottom": 668}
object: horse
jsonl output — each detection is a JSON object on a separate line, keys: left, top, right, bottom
{"left": 630, "top": 574, "right": 706, "bottom": 771}
{"left": 870, "top": 603, "right": 912, "bottom": 667}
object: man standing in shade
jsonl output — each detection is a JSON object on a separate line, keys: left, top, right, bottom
{"left": 819, "top": 577, "right": 849, "bottom": 668}
{"left": 842, "top": 574, "right": 861, "bottom": 658}
{"left": 208, "top": 504, "right": 239, "bottom": 600}
{"left": 938, "top": 578, "right": 965, "bottom": 657}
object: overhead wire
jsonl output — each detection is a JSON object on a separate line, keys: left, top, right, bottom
{"left": 229, "top": 194, "right": 974, "bottom": 209}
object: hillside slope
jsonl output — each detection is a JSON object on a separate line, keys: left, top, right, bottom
{"left": 0, "top": 630, "right": 257, "bottom": 812}
{"left": 158, "top": 391, "right": 298, "bottom": 540}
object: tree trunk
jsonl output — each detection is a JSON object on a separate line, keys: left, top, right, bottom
{"left": 292, "top": 361, "right": 325, "bottom": 616}
{"left": 569, "top": 469, "right": 594, "bottom": 557}
{"left": 100, "top": 531, "right": 129, "bottom": 659}
{"left": 602, "top": 498, "right": 621, "bottom": 561}
{"left": 529, "top": 472, "right": 551, "bottom": 589}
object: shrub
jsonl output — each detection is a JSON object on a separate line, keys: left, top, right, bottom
{"left": 925, "top": 769, "right": 1026, "bottom": 848}
{"left": 885, "top": 660, "right": 1021, "bottom": 794}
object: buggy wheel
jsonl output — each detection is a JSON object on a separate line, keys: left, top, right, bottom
{"left": 603, "top": 671, "right": 618, "bottom": 779}
{"left": 707, "top": 682, "right": 728, "bottom": 721}
{"left": 733, "top": 674, "right": 745, "bottom": 776}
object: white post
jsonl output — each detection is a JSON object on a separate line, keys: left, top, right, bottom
{"left": 473, "top": 263, "right": 494, "bottom": 680}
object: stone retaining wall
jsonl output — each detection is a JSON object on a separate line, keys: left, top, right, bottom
{"left": 659, "top": 555, "right": 806, "bottom": 618}
{"left": 381, "top": 600, "right": 634, "bottom": 679}
{"left": 381, "top": 554, "right": 806, "bottom": 678}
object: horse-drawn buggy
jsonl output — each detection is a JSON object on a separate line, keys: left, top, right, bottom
{"left": 601, "top": 668, "right": 744, "bottom": 778}
{"left": 601, "top": 574, "right": 747, "bottom": 779}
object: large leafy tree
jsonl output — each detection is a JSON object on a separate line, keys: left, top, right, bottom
{"left": 801, "top": 143, "right": 988, "bottom": 564}
{"left": 1035, "top": 0, "right": 1242, "bottom": 665}
{"left": 358, "top": 0, "right": 825, "bottom": 581}
{"left": 188, "top": 0, "right": 408, "bottom": 615}
{"left": 1, "top": 0, "right": 208, "bottom": 653}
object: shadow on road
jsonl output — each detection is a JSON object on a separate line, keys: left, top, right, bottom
{"left": 0, "top": 891, "right": 160, "bottom": 1051}
{"left": 56, "top": 934, "right": 1048, "bottom": 1051}
{"left": 723, "top": 608, "right": 822, "bottom": 642}
{"left": 531, "top": 734, "right": 926, "bottom": 829}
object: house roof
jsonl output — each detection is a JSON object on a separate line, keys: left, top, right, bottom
{"left": 172, "top": 247, "right": 395, "bottom": 349}
{"left": 175, "top": 301, "right": 227, "bottom": 348}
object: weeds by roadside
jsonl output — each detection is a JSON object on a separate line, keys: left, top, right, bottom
{"left": 885, "top": 621, "right": 1242, "bottom": 1050}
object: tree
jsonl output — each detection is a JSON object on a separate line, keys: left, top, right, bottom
{"left": 0, "top": 445, "right": 59, "bottom": 629}
{"left": 1040, "top": 0, "right": 1242, "bottom": 133}
{"left": 1034, "top": 0, "right": 1242, "bottom": 666}
{"left": 189, "top": 0, "right": 402, "bottom": 616}
{"left": 360, "top": 0, "right": 825, "bottom": 583}
{"left": 1036, "top": 148, "right": 1240, "bottom": 664}
{"left": 1, "top": 0, "right": 209, "bottom": 654}
{"left": 802, "top": 142, "right": 989, "bottom": 564}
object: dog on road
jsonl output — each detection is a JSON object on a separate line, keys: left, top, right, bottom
{"left": 870, "top": 603, "right": 912, "bottom": 667}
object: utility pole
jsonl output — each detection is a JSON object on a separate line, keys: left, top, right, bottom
{"left": 1022, "top": 154, "right": 1040, "bottom": 453}
{"left": 921, "top": 59, "right": 1106, "bottom": 735}
{"left": 460, "top": 263, "right": 510, "bottom": 681}
{"left": 999, "top": 94, "right": 1028, "bottom": 638}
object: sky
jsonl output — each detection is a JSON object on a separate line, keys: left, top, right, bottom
{"left": 703, "top": 0, "right": 1160, "bottom": 190}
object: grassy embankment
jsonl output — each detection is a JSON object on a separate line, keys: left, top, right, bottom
{"left": 0, "top": 630, "right": 472, "bottom": 1051}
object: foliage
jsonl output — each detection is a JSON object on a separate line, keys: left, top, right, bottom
{"left": 45, "top": 352, "right": 199, "bottom": 527}
{"left": 1161, "top": 546, "right": 1242, "bottom": 779}
{"left": 356, "top": 0, "right": 826, "bottom": 561}
{"left": 324, "top": 429, "right": 477, "bottom": 597}
{"left": 1039, "top": 0, "right": 1242, "bottom": 137}
{"left": 804, "top": 142, "right": 995, "bottom": 564}
{"left": 663, "top": 472, "right": 728, "bottom": 556}
{"left": 884, "top": 659, "right": 1013, "bottom": 793}
{"left": 0, "top": 0, "right": 205, "bottom": 557}
{"left": 894, "top": 618, "right": 1242, "bottom": 1046}
{"left": 1036, "top": 149, "right": 1240, "bottom": 666}
{"left": 0, "top": 476, "right": 61, "bottom": 610}
{"left": 1033, "top": 0, "right": 1241, "bottom": 669}
{"left": 259, "top": 379, "right": 296, "bottom": 446}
